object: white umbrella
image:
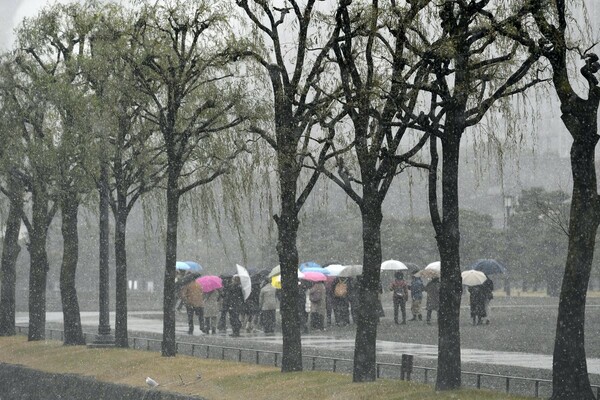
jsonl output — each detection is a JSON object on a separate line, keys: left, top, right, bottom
{"left": 324, "top": 264, "right": 346, "bottom": 276}
{"left": 416, "top": 261, "right": 441, "bottom": 278}
{"left": 338, "top": 264, "right": 363, "bottom": 277}
{"left": 461, "top": 270, "right": 488, "bottom": 286}
{"left": 236, "top": 264, "right": 252, "bottom": 301}
{"left": 381, "top": 259, "right": 409, "bottom": 271}
{"left": 267, "top": 265, "right": 280, "bottom": 278}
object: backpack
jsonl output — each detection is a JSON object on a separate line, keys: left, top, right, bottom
{"left": 334, "top": 281, "right": 348, "bottom": 297}
{"left": 393, "top": 281, "right": 406, "bottom": 298}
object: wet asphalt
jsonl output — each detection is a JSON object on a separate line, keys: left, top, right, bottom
{"left": 14, "top": 294, "right": 600, "bottom": 397}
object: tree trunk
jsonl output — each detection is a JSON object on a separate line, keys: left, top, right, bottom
{"left": 114, "top": 193, "right": 129, "bottom": 348}
{"left": 97, "top": 160, "right": 112, "bottom": 340}
{"left": 550, "top": 114, "right": 599, "bottom": 400}
{"left": 435, "top": 135, "right": 462, "bottom": 390}
{"left": 28, "top": 182, "right": 50, "bottom": 341}
{"left": 277, "top": 163, "right": 303, "bottom": 372}
{"left": 353, "top": 194, "right": 383, "bottom": 382}
{"left": 162, "top": 172, "right": 180, "bottom": 357}
{"left": 59, "top": 192, "right": 85, "bottom": 345}
{"left": 0, "top": 173, "right": 24, "bottom": 336}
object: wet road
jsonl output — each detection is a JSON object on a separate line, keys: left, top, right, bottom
{"left": 16, "top": 311, "right": 600, "bottom": 375}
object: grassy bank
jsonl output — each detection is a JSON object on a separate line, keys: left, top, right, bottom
{"left": 0, "top": 336, "right": 532, "bottom": 400}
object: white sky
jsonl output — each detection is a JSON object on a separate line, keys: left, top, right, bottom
{"left": 0, "top": 0, "right": 70, "bottom": 50}
{"left": 0, "top": 0, "right": 124, "bottom": 51}
{"left": 2, "top": 1, "right": 42, "bottom": 49}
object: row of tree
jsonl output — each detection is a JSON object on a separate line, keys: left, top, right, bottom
{"left": 0, "top": 1, "right": 597, "bottom": 399}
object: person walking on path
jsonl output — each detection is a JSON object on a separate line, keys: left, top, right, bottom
{"left": 468, "top": 284, "right": 487, "bottom": 325}
{"left": 332, "top": 277, "right": 350, "bottom": 326}
{"left": 389, "top": 272, "right": 409, "bottom": 325}
{"left": 203, "top": 288, "right": 220, "bottom": 334}
{"left": 408, "top": 273, "right": 424, "bottom": 321}
{"left": 226, "top": 275, "right": 244, "bottom": 337}
{"left": 217, "top": 276, "right": 231, "bottom": 333}
{"left": 424, "top": 277, "right": 440, "bottom": 324}
{"left": 242, "top": 280, "right": 261, "bottom": 333}
{"left": 309, "top": 281, "right": 327, "bottom": 331}
{"left": 481, "top": 276, "right": 494, "bottom": 324}
{"left": 179, "top": 276, "right": 204, "bottom": 335}
{"left": 259, "top": 280, "right": 278, "bottom": 334}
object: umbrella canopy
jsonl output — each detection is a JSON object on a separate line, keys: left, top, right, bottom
{"left": 271, "top": 270, "right": 305, "bottom": 289}
{"left": 381, "top": 259, "right": 409, "bottom": 271}
{"left": 299, "top": 261, "right": 322, "bottom": 271}
{"left": 404, "top": 262, "right": 421, "bottom": 274}
{"left": 324, "top": 264, "right": 346, "bottom": 276}
{"left": 267, "top": 265, "right": 280, "bottom": 278}
{"left": 182, "top": 261, "right": 203, "bottom": 273}
{"left": 415, "top": 261, "right": 441, "bottom": 278}
{"left": 176, "top": 261, "right": 191, "bottom": 271}
{"left": 302, "top": 267, "right": 330, "bottom": 275}
{"left": 461, "top": 270, "right": 488, "bottom": 286}
{"left": 470, "top": 259, "right": 507, "bottom": 275}
{"left": 250, "top": 267, "right": 271, "bottom": 281}
{"left": 301, "top": 271, "right": 328, "bottom": 282}
{"left": 236, "top": 264, "right": 252, "bottom": 301}
{"left": 338, "top": 264, "right": 363, "bottom": 277}
{"left": 196, "top": 275, "right": 223, "bottom": 293}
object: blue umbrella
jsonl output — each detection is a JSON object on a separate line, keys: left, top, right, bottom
{"left": 176, "top": 261, "right": 191, "bottom": 271}
{"left": 470, "top": 259, "right": 506, "bottom": 275}
{"left": 299, "top": 261, "right": 321, "bottom": 271}
{"left": 182, "top": 261, "right": 203, "bottom": 273}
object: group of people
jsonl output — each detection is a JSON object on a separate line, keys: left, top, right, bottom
{"left": 388, "top": 270, "right": 494, "bottom": 326}
{"left": 176, "top": 268, "right": 492, "bottom": 337}
{"left": 388, "top": 271, "right": 440, "bottom": 325}
{"left": 176, "top": 271, "right": 280, "bottom": 337}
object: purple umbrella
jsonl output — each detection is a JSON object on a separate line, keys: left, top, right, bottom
{"left": 196, "top": 275, "right": 223, "bottom": 293}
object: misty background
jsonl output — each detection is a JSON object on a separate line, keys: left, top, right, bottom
{"left": 1, "top": 0, "right": 599, "bottom": 311}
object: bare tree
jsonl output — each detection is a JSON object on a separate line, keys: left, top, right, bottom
{"left": 123, "top": 0, "right": 249, "bottom": 357}
{"left": 411, "top": 1, "right": 544, "bottom": 389}
{"left": 319, "top": 0, "right": 431, "bottom": 382}
{"left": 526, "top": 1, "right": 600, "bottom": 398}
{"left": 235, "top": 0, "right": 342, "bottom": 371}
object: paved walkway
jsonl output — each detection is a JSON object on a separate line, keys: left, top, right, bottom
{"left": 16, "top": 311, "right": 600, "bottom": 375}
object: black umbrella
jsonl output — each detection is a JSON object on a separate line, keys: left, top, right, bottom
{"left": 470, "top": 259, "right": 507, "bottom": 275}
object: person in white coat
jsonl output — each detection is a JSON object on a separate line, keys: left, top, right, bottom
{"left": 259, "top": 280, "right": 278, "bottom": 334}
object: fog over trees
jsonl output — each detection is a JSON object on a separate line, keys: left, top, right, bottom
{"left": 0, "top": 0, "right": 599, "bottom": 398}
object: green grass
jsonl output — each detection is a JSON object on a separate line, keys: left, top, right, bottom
{"left": 0, "top": 336, "right": 532, "bottom": 400}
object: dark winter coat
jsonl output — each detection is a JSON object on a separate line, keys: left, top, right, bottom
{"left": 425, "top": 279, "right": 440, "bottom": 311}
{"left": 409, "top": 277, "right": 424, "bottom": 300}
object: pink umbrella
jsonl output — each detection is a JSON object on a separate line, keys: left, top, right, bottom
{"left": 196, "top": 275, "right": 223, "bottom": 293}
{"left": 301, "top": 271, "right": 328, "bottom": 282}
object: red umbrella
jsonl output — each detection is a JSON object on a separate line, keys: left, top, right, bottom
{"left": 196, "top": 275, "right": 223, "bottom": 293}
{"left": 301, "top": 271, "right": 328, "bottom": 282}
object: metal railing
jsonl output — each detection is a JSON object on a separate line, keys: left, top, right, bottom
{"left": 14, "top": 325, "right": 600, "bottom": 399}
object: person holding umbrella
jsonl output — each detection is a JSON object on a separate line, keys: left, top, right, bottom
{"left": 424, "top": 276, "right": 440, "bottom": 324}
{"left": 482, "top": 275, "right": 494, "bottom": 324}
{"left": 259, "top": 279, "right": 278, "bottom": 334}
{"left": 468, "top": 284, "right": 487, "bottom": 325}
{"left": 309, "top": 280, "right": 327, "bottom": 331}
{"left": 388, "top": 272, "right": 409, "bottom": 324}
{"left": 226, "top": 275, "right": 244, "bottom": 337}
{"left": 178, "top": 274, "right": 204, "bottom": 335}
{"left": 408, "top": 272, "right": 424, "bottom": 321}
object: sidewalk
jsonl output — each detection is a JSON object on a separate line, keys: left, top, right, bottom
{"left": 16, "top": 311, "right": 600, "bottom": 375}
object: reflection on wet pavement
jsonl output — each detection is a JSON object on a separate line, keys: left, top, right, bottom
{"left": 17, "top": 311, "right": 600, "bottom": 375}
